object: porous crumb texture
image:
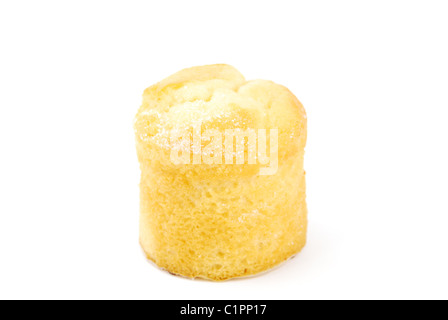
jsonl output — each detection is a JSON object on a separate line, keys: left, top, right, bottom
{"left": 135, "top": 64, "right": 307, "bottom": 281}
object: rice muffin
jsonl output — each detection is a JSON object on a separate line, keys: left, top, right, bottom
{"left": 135, "top": 64, "right": 307, "bottom": 281}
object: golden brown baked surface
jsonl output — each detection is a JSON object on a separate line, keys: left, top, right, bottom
{"left": 135, "top": 64, "right": 307, "bottom": 280}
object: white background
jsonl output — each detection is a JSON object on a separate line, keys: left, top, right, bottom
{"left": 0, "top": 0, "right": 447, "bottom": 300}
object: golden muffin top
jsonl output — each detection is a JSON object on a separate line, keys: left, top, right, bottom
{"left": 135, "top": 64, "right": 306, "bottom": 178}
